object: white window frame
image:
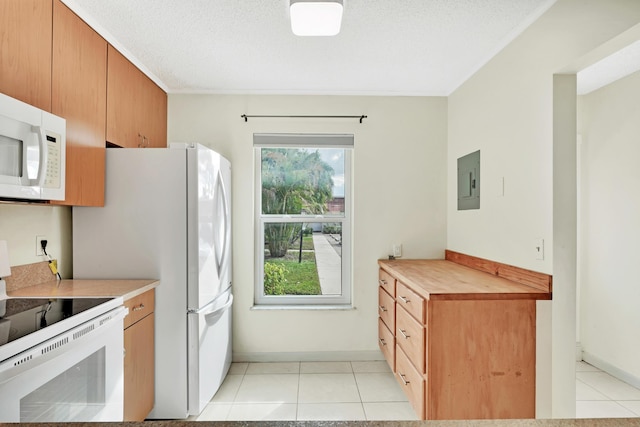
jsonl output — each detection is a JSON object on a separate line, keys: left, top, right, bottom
{"left": 254, "top": 133, "right": 352, "bottom": 306}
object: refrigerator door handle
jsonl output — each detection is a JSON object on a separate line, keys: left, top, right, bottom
{"left": 214, "top": 170, "right": 230, "bottom": 279}
{"left": 190, "top": 294, "right": 233, "bottom": 325}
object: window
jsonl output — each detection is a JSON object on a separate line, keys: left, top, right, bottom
{"left": 254, "top": 133, "right": 352, "bottom": 306}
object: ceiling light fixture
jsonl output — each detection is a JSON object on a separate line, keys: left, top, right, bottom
{"left": 290, "top": 0, "right": 344, "bottom": 36}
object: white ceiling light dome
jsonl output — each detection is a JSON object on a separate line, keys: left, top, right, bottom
{"left": 290, "top": 0, "right": 344, "bottom": 36}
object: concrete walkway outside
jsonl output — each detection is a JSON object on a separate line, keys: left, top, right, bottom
{"left": 312, "top": 233, "right": 341, "bottom": 295}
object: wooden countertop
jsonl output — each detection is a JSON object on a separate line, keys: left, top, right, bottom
{"left": 379, "top": 258, "right": 551, "bottom": 301}
{"left": 6, "top": 279, "right": 159, "bottom": 301}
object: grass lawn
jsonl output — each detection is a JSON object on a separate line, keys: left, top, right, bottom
{"left": 289, "top": 235, "right": 314, "bottom": 251}
{"left": 268, "top": 256, "right": 321, "bottom": 295}
{"left": 264, "top": 235, "right": 321, "bottom": 295}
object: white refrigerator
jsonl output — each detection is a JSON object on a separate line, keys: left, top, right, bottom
{"left": 73, "top": 143, "right": 232, "bottom": 419}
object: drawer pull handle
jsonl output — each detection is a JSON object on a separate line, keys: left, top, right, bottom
{"left": 399, "top": 296, "right": 410, "bottom": 303}
{"left": 132, "top": 303, "right": 145, "bottom": 312}
{"left": 378, "top": 279, "right": 387, "bottom": 285}
{"left": 378, "top": 305, "right": 387, "bottom": 312}
{"left": 379, "top": 338, "right": 387, "bottom": 346}
{"left": 398, "top": 329, "right": 410, "bottom": 339}
{"left": 399, "top": 374, "right": 410, "bottom": 386}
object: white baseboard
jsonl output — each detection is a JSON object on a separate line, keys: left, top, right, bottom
{"left": 582, "top": 350, "right": 640, "bottom": 390}
{"left": 233, "top": 350, "right": 384, "bottom": 363}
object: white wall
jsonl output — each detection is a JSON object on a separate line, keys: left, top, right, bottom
{"left": 446, "top": 0, "right": 640, "bottom": 418}
{"left": 0, "top": 204, "right": 72, "bottom": 277}
{"left": 578, "top": 70, "right": 640, "bottom": 387}
{"left": 168, "top": 94, "right": 447, "bottom": 359}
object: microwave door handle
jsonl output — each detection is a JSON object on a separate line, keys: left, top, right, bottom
{"left": 30, "top": 125, "right": 48, "bottom": 187}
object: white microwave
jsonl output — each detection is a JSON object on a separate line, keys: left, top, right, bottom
{"left": 0, "top": 92, "right": 66, "bottom": 201}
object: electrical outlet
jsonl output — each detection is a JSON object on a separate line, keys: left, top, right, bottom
{"left": 36, "top": 235, "right": 48, "bottom": 256}
{"left": 392, "top": 244, "right": 402, "bottom": 258}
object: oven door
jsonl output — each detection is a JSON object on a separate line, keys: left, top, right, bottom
{"left": 0, "top": 307, "right": 126, "bottom": 422}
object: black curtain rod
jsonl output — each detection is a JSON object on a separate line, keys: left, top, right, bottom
{"left": 241, "top": 114, "right": 367, "bottom": 123}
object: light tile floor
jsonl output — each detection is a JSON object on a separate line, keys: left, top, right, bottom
{"left": 576, "top": 361, "right": 640, "bottom": 418}
{"left": 196, "top": 360, "right": 640, "bottom": 421}
{"left": 196, "top": 361, "right": 417, "bottom": 421}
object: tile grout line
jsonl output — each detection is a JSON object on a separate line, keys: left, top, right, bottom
{"left": 576, "top": 377, "right": 613, "bottom": 402}
{"left": 350, "top": 361, "right": 369, "bottom": 420}
{"left": 226, "top": 369, "right": 246, "bottom": 421}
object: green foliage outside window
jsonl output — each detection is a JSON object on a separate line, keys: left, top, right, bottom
{"left": 263, "top": 262, "right": 287, "bottom": 295}
{"left": 261, "top": 148, "right": 334, "bottom": 258}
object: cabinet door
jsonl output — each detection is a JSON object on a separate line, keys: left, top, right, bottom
{"left": 106, "top": 45, "right": 142, "bottom": 148}
{"left": 51, "top": 0, "right": 107, "bottom": 206}
{"left": 0, "top": 0, "right": 52, "bottom": 111}
{"left": 124, "top": 313, "right": 155, "bottom": 421}
{"left": 142, "top": 76, "right": 167, "bottom": 148}
{"left": 107, "top": 46, "right": 167, "bottom": 148}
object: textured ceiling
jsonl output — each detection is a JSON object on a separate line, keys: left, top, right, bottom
{"left": 61, "top": 0, "right": 637, "bottom": 96}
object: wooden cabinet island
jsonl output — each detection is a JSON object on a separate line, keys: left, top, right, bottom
{"left": 378, "top": 250, "right": 552, "bottom": 420}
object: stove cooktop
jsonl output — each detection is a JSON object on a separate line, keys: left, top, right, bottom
{"left": 0, "top": 297, "right": 113, "bottom": 348}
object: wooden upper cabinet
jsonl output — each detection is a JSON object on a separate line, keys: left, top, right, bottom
{"left": 0, "top": 0, "right": 53, "bottom": 111}
{"left": 107, "top": 46, "right": 167, "bottom": 148}
{"left": 106, "top": 46, "right": 141, "bottom": 148}
{"left": 145, "top": 77, "right": 168, "bottom": 148}
{"left": 2, "top": 0, "right": 165, "bottom": 206}
{"left": 51, "top": 0, "right": 107, "bottom": 206}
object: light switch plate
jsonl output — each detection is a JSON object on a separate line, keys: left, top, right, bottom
{"left": 534, "top": 238, "right": 544, "bottom": 260}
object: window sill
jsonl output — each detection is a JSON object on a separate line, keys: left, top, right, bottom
{"left": 251, "top": 304, "right": 355, "bottom": 311}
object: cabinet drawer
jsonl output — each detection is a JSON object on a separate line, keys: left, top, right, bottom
{"left": 378, "top": 318, "right": 395, "bottom": 372}
{"left": 378, "top": 286, "right": 395, "bottom": 331}
{"left": 124, "top": 289, "right": 155, "bottom": 329}
{"left": 395, "top": 344, "right": 425, "bottom": 419}
{"left": 378, "top": 269, "right": 395, "bottom": 297}
{"left": 396, "top": 281, "right": 426, "bottom": 323}
{"left": 396, "top": 304, "right": 425, "bottom": 373}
